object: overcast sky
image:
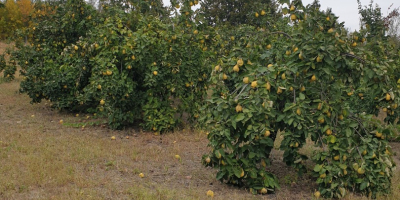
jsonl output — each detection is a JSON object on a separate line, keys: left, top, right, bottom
{"left": 162, "top": 0, "right": 399, "bottom": 32}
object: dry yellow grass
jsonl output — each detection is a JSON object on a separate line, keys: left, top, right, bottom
{"left": 0, "top": 41, "right": 399, "bottom": 199}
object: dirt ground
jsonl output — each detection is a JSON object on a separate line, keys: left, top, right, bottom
{"left": 1, "top": 42, "right": 399, "bottom": 200}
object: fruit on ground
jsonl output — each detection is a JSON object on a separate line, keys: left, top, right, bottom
{"left": 175, "top": 155, "right": 180, "bottom": 159}
{"left": 139, "top": 173, "right": 144, "bottom": 178}
{"left": 260, "top": 188, "right": 268, "bottom": 194}
{"left": 205, "top": 157, "right": 211, "bottom": 163}
{"left": 206, "top": 190, "right": 214, "bottom": 197}
{"left": 314, "top": 191, "right": 321, "bottom": 198}
{"left": 111, "top": 136, "right": 116, "bottom": 140}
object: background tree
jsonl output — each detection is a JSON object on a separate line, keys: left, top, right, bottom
{"left": 199, "top": 0, "right": 279, "bottom": 26}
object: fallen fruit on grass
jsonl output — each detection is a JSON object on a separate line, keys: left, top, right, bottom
{"left": 314, "top": 191, "right": 321, "bottom": 198}
{"left": 139, "top": 173, "right": 144, "bottom": 178}
{"left": 205, "top": 157, "right": 211, "bottom": 163}
{"left": 31, "top": 115, "right": 35, "bottom": 118}
{"left": 260, "top": 188, "right": 268, "bottom": 194}
{"left": 59, "top": 120, "right": 63, "bottom": 124}
{"left": 206, "top": 190, "right": 214, "bottom": 197}
{"left": 175, "top": 155, "right": 181, "bottom": 159}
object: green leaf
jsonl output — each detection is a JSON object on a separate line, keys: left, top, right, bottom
{"left": 360, "top": 182, "right": 368, "bottom": 190}
{"left": 216, "top": 171, "right": 225, "bottom": 180}
{"left": 249, "top": 152, "right": 256, "bottom": 159}
{"left": 299, "top": 93, "right": 305, "bottom": 100}
{"left": 235, "top": 113, "right": 245, "bottom": 122}
{"left": 279, "top": 0, "right": 290, "bottom": 5}
{"left": 314, "top": 164, "right": 322, "bottom": 172}
{"left": 233, "top": 167, "right": 242, "bottom": 178}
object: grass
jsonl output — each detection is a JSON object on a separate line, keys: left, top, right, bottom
{"left": 1, "top": 41, "right": 400, "bottom": 199}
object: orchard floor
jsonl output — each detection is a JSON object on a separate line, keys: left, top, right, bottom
{"left": 1, "top": 42, "right": 400, "bottom": 199}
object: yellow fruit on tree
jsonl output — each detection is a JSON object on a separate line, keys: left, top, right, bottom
{"left": 300, "top": 86, "right": 305, "bottom": 92}
{"left": 316, "top": 56, "right": 322, "bottom": 62}
{"left": 375, "top": 132, "right": 382, "bottom": 138}
{"left": 233, "top": 65, "right": 239, "bottom": 72}
{"left": 318, "top": 117, "right": 324, "bottom": 124}
{"left": 223, "top": 73, "right": 228, "bottom": 80}
{"left": 265, "top": 130, "right": 271, "bottom": 137}
{"left": 265, "top": 82, "right": 271, "bottom": 91}
{"left": 215, "top": 65, "right": 220, "bottom": 71}
{"left": 299, "top": 53, "right": 304, "bottom": 60}
{"left": 267, "top": 64, "right": 273, "bottom": 68}
{"left": 290, "top": 5, "right": 295, "bottom": 11}
{"left": 277, "top": 87, "right": 283, "bottom": 94}
{"left": 251, "top": 81, "right": 258, "bottom": 88}
{"left": 240, "top": 169, "right": 245, "bottom": 177}
{"left": 386, "top": 93, "right": 391, "bottom": 101}
{"left": 243, "top": 77, "right": 249, "bottom": 84}
{"left": 328, "top": 28, "right": 334, "bottom": 33}
{"left": 97, "top": 85, "right": 102, "bottom": 90}
{"left": 357, "top": 168, "right": 365, "bottom": 175}
{"left": 266, "top": 44, "right": 272, "bottom": 49}
{"left": 311, "top": 75, "right": 316, "bottom": 81}
{"left": 193, "top": 30, "right": 199, "bottom": 35}
{"left": 290, "top": 14, "right": 297, "bottom": 21}
{"left": 326, "top": 129, "right": 332, "bottom": 135}
{"left": 74, "top": 45, "right": 78, "bottom": 51}
{"left": 334, "top": 155, "right": 340, "bottom": 161}
{"left": 296, "top": 108, "right": 301, "bottom": 115}
{"left": 100, "top": 99, "right": 105, "bottom": 105}
{"left": 255, "top": 12, "right": 259, "bottom": 18}
{"left": 153, "top": 71, "right": 158, "bottom": 76}
{"left": 281, "top": 73, "right": 286, "bottom": 80}
{"left": 326, "top": 16, "right": 330, "bottom": 21}
{"left": 237, "top": 59, "right": 244, "bottom": 67}
{"left": 338, "top": 115, "right": 344, "bottom": 120}
{"left": 236, "top": 104, "right": 243, "bottom": 112}
{"left": 131, "top": 55, "right": 136, "bottom": 60}
{"left": 351, "top": 42, "right": 357, "bottom": 47}
{"left": 261, "top": 10, "right": 266, "bottom": 16}
{"left": 320, "top": 173, "right": 326, "bottom": 178}
{"left": 285, "top": 50, "right": 291, "bottom": 55}
{"left": 317, "top": 103, "right": 322, "bottom": 110}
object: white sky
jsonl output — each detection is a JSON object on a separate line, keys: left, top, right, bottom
{"left": 162, "top": 0, "right": 399, "bottom": 31}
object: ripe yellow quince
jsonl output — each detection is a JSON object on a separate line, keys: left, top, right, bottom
{"left": 261, "top": 10, "right": 266, "bottom": 16}
{"left": 290, "top": 14, "right": 297, "bottom": 21}
{"left": 243, "top": 77, "right": 249, "bottom": 84}
{"left": 265, "top": 82, "right": 271, "bottom": 91}
{"left": 386, "top": 93, "right": 391, "bottom": 101}
{"left": 296, "top": 108, "right": 301, "bottom": 115}
{"left": 153, "top": 71, "right": 158, "bottom": 76}
{"left": 236, "top": 104, "right": 243, "bottom": 112}
{"left": 100, "top": 99, "right": 105, "bottom": 105}
{"left": 326, "top": 129, "right": 332, "bottom": 135}
{"left": 251, "top": 81, "right": 258, "bottom": 88}
{"left": 237, "top": 59, "right": 244, "bottom": 67}
{"left": 233, "top": 65, "right": 239, "bottom": 72}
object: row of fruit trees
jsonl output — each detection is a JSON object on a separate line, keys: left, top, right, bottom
{"left": 1, "top": 0, "right": 399, "bottom": 198}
